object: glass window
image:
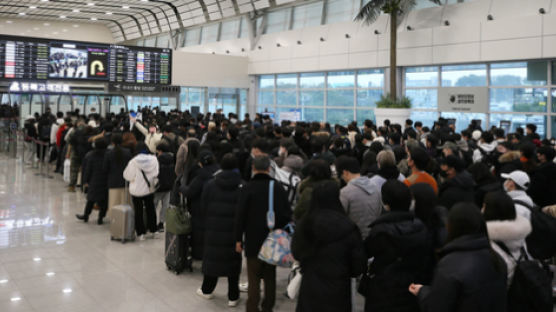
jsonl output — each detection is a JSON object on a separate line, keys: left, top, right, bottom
{"left": 356, "top": 109, "right": 376, "bottom": 126}
{"left": 220, "top": 19, "right": 240, "bottom": 41}
{"left": 552, "top": 61, "right": 556, "bottom": 85}
{"left": 109, "top": 96, "right": 126, "bottom": 114}
{"left": 552, "top": 116, "right": 556, "bottom": 140}
{"left": 58, "top": 95, "right": 72, "bottom": 115}
{"left": 552, "top": 89, "right": 556, "bottom": 113}
{"left": 328, "top": 71, "right": 355, "bottom": 88}
{"left": 276, "top": 90, "right": 297, "bottom": 106}
{"left": 414, "top": 0, "right": 441, "bottom": 9}
{"left": 276, "top": 74, "right": 297, "bottom": 89}
{"left": 300, "top": 73, "right": 325, "bottom": 88}
{"left": 490, "top": 114, "right": 546, "bottom": 138}
{"left": 490, "top": 88, "right": 548, "bottom": 113}
{"left": 357, "top": 89, "right": 382, "bottom": 108}
{"left": 144, "top": 37, "right": 156, "bottom": 47}
{"left": 292, "top": 1, "right": 324, "bottom": 30}
{"left": 302, "top": 107, "right": 324, "bottom": 122}
{"left": 300, "top": 91, "right": 324, "bottom": 107}
{"left": 260, "top": 75, "right": 275, "bottom": 89}
{"left": 258, "top": 91, "right": 274, "bottom": 106}
{"left": 327, "top": 108, "right": 354, "bottom": 125}
{"left": 490, "top": 62, "right": 547, "bottom": 86}
{"left": 240, "top": 89, "right": 248, "bottom": 118}
{"left": 327, "top": 90, "right": 354, "bottom": 107}
{"left": 156, "top": 34, "right": 170, "bottom": 48}
{"left": 358, "top": 69, "right": 384, "bottom": 88}
{"left": 184, "top": 28, "right": 201, "bottom": 46}
{"left": 325, "top": 0, "right": 359, "bottom": 24}
{"left": 265, "top": 9, "right": 291, "bottom": 34}
{"left": 410, "top": 111, "right": 438, "bottom": 129}
{"left": 405, "top": 89, "right": 438, "bottom": 109}
{"left": 441, "top": 64, "right": 487, "bottom": 87}
{"left": 440, "top": 112, "right": 487, "bottom": 133}
{"left": 405, "top": 66, "right": 439, "bottom": 87}
{"left": 239, "top": 17, "right": 250, "bottom": 38}
{"left": 201, "top": 23, "right": 219, "bottom": 44}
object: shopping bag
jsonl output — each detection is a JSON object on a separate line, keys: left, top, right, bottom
{"left": 63, "top": 159, "right": 70, "bottom": 183}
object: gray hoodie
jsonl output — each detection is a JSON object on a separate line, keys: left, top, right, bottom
{"left": 339, "top": 176, "right": 382, "bottom": 240}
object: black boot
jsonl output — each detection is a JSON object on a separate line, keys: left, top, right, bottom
{"left": 76, "top": 214, "right": 88, "bottom": 223}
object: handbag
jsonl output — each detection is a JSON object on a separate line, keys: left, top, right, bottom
{"left": 258, "top": 180, "right": 295, "bottom": 268}
{"left": 166, "top": 204, "right": 192, "bottom": 235}
{"left": 141, "top": 169, "right": 159, "bottom": 194}
{"left": 286, "top": 262, "right": 302, "bottom": 300}
{"left": 63, "top": 159, "right": 71, "bottom": 183}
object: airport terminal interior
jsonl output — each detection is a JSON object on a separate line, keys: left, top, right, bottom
{"left": 1, "top": 0, "right": 556, "bottom": 311}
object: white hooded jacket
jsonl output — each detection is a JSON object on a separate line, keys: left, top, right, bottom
{"left": 472, "top": 141, "right": 498, "bottom": 163}
{"left": 506, "top": 190, "right": 534, "bottom": 221}
{"left": 123, "top": 154, "right": 159, "bottom": 197}
{"left": 487, "top": 216, "right": 532, "bottom": 282}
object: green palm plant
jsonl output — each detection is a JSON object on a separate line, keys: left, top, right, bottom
{"left": 356, "top": 0, "right": 442, "bottom": 102}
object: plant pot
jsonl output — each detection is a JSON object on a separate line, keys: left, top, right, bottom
{"left": 373, "top": 108, "right": 411, "bottom": 127}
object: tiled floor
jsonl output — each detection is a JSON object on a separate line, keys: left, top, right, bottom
{"left": 0, "top": 154, "right": 298, "bottom": 312}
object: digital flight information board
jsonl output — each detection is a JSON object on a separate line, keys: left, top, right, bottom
{"left": 0, "top": 35, "right": 171, "bottom": 85}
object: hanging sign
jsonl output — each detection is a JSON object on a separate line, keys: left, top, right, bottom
{"left": 438, "top": 87, "right": 488, "bottom": 113}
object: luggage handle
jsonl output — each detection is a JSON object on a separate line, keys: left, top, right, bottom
{"left": 165, "top": 234, "right": 177, "bottom": 259}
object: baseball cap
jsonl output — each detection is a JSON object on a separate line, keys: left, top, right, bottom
{"left": 438, "top": 141, "right": 458, "bottom": 151}
{"left": 501, "top": 170, "right": 530, "bottom": 190}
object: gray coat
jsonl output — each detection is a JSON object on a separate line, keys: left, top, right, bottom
{"left": 339, "top": 176, "right": 382, "bottom": 239}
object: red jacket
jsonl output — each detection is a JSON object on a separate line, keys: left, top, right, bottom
{"left": 56, "top": 124, "right": 67, "bottom": 148}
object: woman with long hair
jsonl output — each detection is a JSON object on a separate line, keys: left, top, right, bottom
{"left": 291, "top": 181, "right": 365, "bottom": 312}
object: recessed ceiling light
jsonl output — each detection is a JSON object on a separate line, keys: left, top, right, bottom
{"left": 87, "top": 2, "right": 95, "bottom": 6}
{"left": 72, "top": 24, "right": 79, "bottom": 27}
{"left": 45, "top": 272, "right": 55, "bottom": 277}
{"left": 122, "top": 5, "right": 130, "bottom": 9}
{"left": 62, "top": 288, "right": 72, "bottom": 294}
{"left": 33, "top": 27, "right": 39, "bottom": 30}
{"left": 33, "top": 257, "right": 41, "bottom": 262}
{"left": 18, "top": 12, "right": 26, "bottom": 16}
{"left": 53, "top": 32, "right": 59, "bottom": 35}
{"left": 59, "top": 15, "right": 66, "bottom": 19}
{"left": 62, "top": 29, "right": 68, "bottom": 32}
{"left": 44, "top": 22, "right": 50, "bottom": 26}
{"left": 6, "top": 20, "right": 13, "bottom": 24}
{"left": 141, "top": 0, "right": 148, "bottom": 2}
{"left": 29, "top": 6, "right": 37, "bottom": 9}
{"left": 0, "top": 279, "right": 8, "bottom": 284}
{"left": 91, "top": 17, "right": 97, "bottom": 21}
{"left": 10, "top": 297, "right": 21, "bottom": 302}
{"left": 40, "top": 0, "right": 49, "bottom": 2}
{"left": 72, "top": 9, "right": 80, "bottom": 12}
{"left": 105, "top": 12, "right": 112, "bottom": 15}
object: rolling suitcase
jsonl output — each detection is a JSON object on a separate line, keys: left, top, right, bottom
{"left": 110, "top": 204, "right": 135, "bottom": 243}
{"left": 165, "top": 231, "right": 193, "bottom": 274}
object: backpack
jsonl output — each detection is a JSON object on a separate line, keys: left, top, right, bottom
{"left": 514, "top": 199, "right": 556, "bottom": 260}
{"left": 273, "top": 164, "right": 301, "bottom": 209}
{"left": 163, "top": 134, "right": 179, "bottom": 156}
{"left": 494, "top": 242, "right": 553, "bottom": 312}
{"left": 478, "top": 147, "right": 497, "bottom": 168}
{"left": 157, "top": 153, "right": 177, "bottom": 192}
{"left": 40, "top": 124, "right": 51, "bottom": 141}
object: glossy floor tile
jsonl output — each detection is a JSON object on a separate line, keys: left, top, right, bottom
{"left": 0, "top": 155, "right": 300, "bottom": 312}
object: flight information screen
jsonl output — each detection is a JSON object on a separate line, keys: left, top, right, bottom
{"left": 0, "top": 35, "right": 172, "bottom": 85}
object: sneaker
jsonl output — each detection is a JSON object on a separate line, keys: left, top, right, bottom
{"left": 239, "top": 283, "right": 248, "bottom": 293}
{"left": 139, "top": 234, "right": 146, "bottom": 241}
{"left": 228, "top": 299, "right": 239, "bottom": 307}
{"left": 196, "top": 288, "right": 214, "bottom": 300}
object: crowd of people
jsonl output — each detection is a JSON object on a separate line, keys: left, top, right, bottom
{"left": 18, "top": 105, "right": 556, "bottom": 311}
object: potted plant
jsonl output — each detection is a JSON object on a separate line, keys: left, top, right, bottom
{"left": 374, "top": 94, "right": 412, "bottom": 127}
{"left": 355, "top": 0, "right": 441, "bottom": 126}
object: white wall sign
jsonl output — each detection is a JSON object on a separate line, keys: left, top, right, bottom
{"left": 9, "top": 81, "right": 70, "bottom": 93}
{"left": 438, "top": 87, "right": 489, "bottom": 114}
{"left": 279, "top": 109, "right": 301, "bottom": 123}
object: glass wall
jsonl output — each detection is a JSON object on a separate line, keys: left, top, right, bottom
{"left": 257, "top": 69, "right": 384, "bottom": 125}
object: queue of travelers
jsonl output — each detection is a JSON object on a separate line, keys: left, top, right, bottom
{"left": 18, "top": 104, "right": 556, "bottom": 312}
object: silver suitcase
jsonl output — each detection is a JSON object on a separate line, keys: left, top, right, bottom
{"left": 110, "top": 204, "right": 135, "bottom": 243}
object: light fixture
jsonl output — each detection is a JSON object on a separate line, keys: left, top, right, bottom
{"left": 122, "top": 5, "right": 130, "bottom": 9}
{"left": 18, "top": 12, "right": 26, "bottom": 16}
{"left": 40, "top": 0, "right": 49, "bottom": 2}
{"left": 211, "top": 51, "right": 215, "bottom": 54}
{"left": 0, "top": 279, "right": 8, "bottom": 284}
{"left": 62, "top": 288, "right": 72, "bottom": 294}
{"left": 43, "top": 22, "right": 50, "bottom": 26}
{"left": 319, "top": 37, "right": 325, "bottom": 42}
{"left": 374, "top": 30, "right": 380, "bottom": 35}
{"left": 33, "top": 257, "right": 41, "bottom": 262}
{"left": 241, "top": 48, "right": 245, "bottom": 52}
{"left": 6, "top": 20, "right": 13, "bottom": 24}
{"left": 46, "top": 272, "right": 55, "bottom": 277}
{"left": 487, "top": 14, "right": 493, "bottom": 21}
{"left": 444, "top": 20, "right": 450, "bottom": 26}
{"left": 539, "top": 8, "right": 546, "bottom": 14}
{"left": 225, "top": 50, "right": 230, "bottom": 54}
{"left": 406, "top": 25, "right": 413, "bottom": 31}
{"left": 276, "top": 43, "right": 281, "bottom": 47}
{"left": 72, "top": 24, "right": 79, "bottom": 27}
{"left": 87, "top": 2, "right": 95, "bottom": 6}
{"left": 10, "top": 297, "right": 21, "bottom": 302}
{"left": 33, "top": 27, "right": 39, "bottom": 30}
{"left": 258, "top": 46, "right": 262, "bottom": 49}
{"left": 59, "top": 15, "right": 66, "bottom": 19}
{"left": 345, "top": 34, "right": 350, "bottom": 38}
{"left": 297, "top": 40, "right": 302, "bottom": 45}
{"left": 29, "top": 6, "right": 37, "bottom": 9}
{"left": 141, "top": 0, "right": 148, "bottom": 1}
{"left": 72, "top": 9, "right": 80, "bottom": 13}
{"left": 106, "top": 12, "right": 112, "bottom": 15}
{"left": 91, "top": 17, "right": 97, "bottom": 21}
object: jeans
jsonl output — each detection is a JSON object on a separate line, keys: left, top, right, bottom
{"left": 246, "top": 258, "right": 276, "bottom": 312}
{"left": 154, "top": 191, "right": 170, "bottom": 224}
{"left": 201, "top": 275, "right": 240, "bottom": 301}
{"left": 132, "top": 194, "right": 157, "bottom": 236}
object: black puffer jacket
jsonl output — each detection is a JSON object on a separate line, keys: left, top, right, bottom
{"left": 103, "top": 146, "right": 132, "bottom": 189}
{"left": 292, "top": 209, "right": 366, "bottom": 312}
{"left": 417, "top": 234, "right": 507, "bottom": 312}
{"left": 438, "top": 171, "right": 476, "bottom": 210}
{"left": 364, "top": 211, "right": 432, "bottom": 312}
{"left": 186, "top": 163, "right": 220, "bottom": 260}
{"left": 527, "top": 161, "right": 556, "bottom": 207}
{"left": 201, "top": 170, "right": 243, "bottom": 277}
{"left": 156, "top": 152, "right": 176, "bottom": 192}
{"left": 82, "top": 149, "right": 108, "bottom": 202}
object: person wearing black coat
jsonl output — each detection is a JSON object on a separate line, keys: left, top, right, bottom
{"left": 154, "top": 143, "right": 176, "bottom": 231}
{"left": 234, "top": 155, "right": 292, "bottom": 312}
{"left": 409, "top": 202, "right": 507, "bottom": 312}
{"left": 185, "top": 150, "right": 220, "bottom": 260}
{"left": 103, "top": 133, "right": 132, "bottom": 213}
{"left": 363, "top": 180, "right": 432, "bottom": 312}
{"left": 438, "top": 156, "right": 476, "bottom": 210}
{"left": 197, "top": 154, "right": 243, "bottom": 306}
{"left": 292, "top": 181, "right": 366, "bottom": 312}
{"left": 76, "top": 138, "right": 108, "bottom": 224}
{"left": 527, "top": 146, "right": 556, "bottom": 207}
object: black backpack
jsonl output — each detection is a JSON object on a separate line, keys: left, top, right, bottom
{"left": 495, "top": 242, "right": 553, "bottom": 312}
{"left": 514, "top": 199, "right": 556, "bottom": 260}
{"left": 40, "top": 124, "right": 51, "bottom": 141}
{"left": 478, "top": 147, "right": 498, "bottom": 168}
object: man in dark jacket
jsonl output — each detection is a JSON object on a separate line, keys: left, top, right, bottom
{"left": 235, "top": 155, "right": 292, "bottom": 312}
{"left": 197, "top": 154, "right": 243, "bottom": 306}
{"left": 364, "top": 180, "right": 432, "bottom": 312}
{"left": 76, "top": 138, "right": 108, "bottom": 224}
{"left": 103, "top": 133, "right": 132, "bottom": 213}
{"left": 438, "top": 155, "right": 476, "bottom": 210}
{"left": 154, "top": 142, "right": 176, "bottom": 232}
{"left": 527, "top": 146, "right": 556, "bottom": 207}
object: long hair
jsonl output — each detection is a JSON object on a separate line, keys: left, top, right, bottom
{"left": 112, "top": 133, "right": 124, "bottom": 165}
{"left": 184, "top": 140, "right": 200, "bottom": 173}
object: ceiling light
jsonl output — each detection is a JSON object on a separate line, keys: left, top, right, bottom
{"left": 539, "top": 8, "right": 546, "bottom": 14}
{"left": 141, "top": 0, "right": 148, "bottom": 2}
{"left": 43, "top": 22, "right": 50, "bottom": 26}
{"left": 73, "top": 9, "right": 80, "bottom": 13}
{"left": 18, "top": 12, "right": 26, "bottom": 16}
{"left": 106, "top": 12, "right": 112, "bottom": 15}
{"left": 40, "top": 0, "right": 49, "bottom": 2}
{"left": 91, "top": 17, "right": 97, "bottom": 21}
{"left": 33, "top": 27, "right": 39, "bottom": 30}
{"left": 0, "top": 279, "right": 8, "bottom": 284}
{"left": 29, "top": 6, "right": 37, "bottom": 9}
{"left": 6, "top": 20, "right": 13, "bottom": 24}
{"left": 46, "top": 272, "right": 55, "bottom": 277}
{"left": 62, "top": 288, "right": 72, "bottom": 294}
{"left": 10, "top": 297, "right": 21, "bottom": 302}
{"left": 87, "top": 2, "right": 95, "bottom": 6}
{"left": 59, "top": 15, "right": 66, "bottom": 19}
{"left": 72, "top": 24, "right": 79, "bottom": 27}
{"left": 122, "top": 5, "right": 130, "bottom": 9}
